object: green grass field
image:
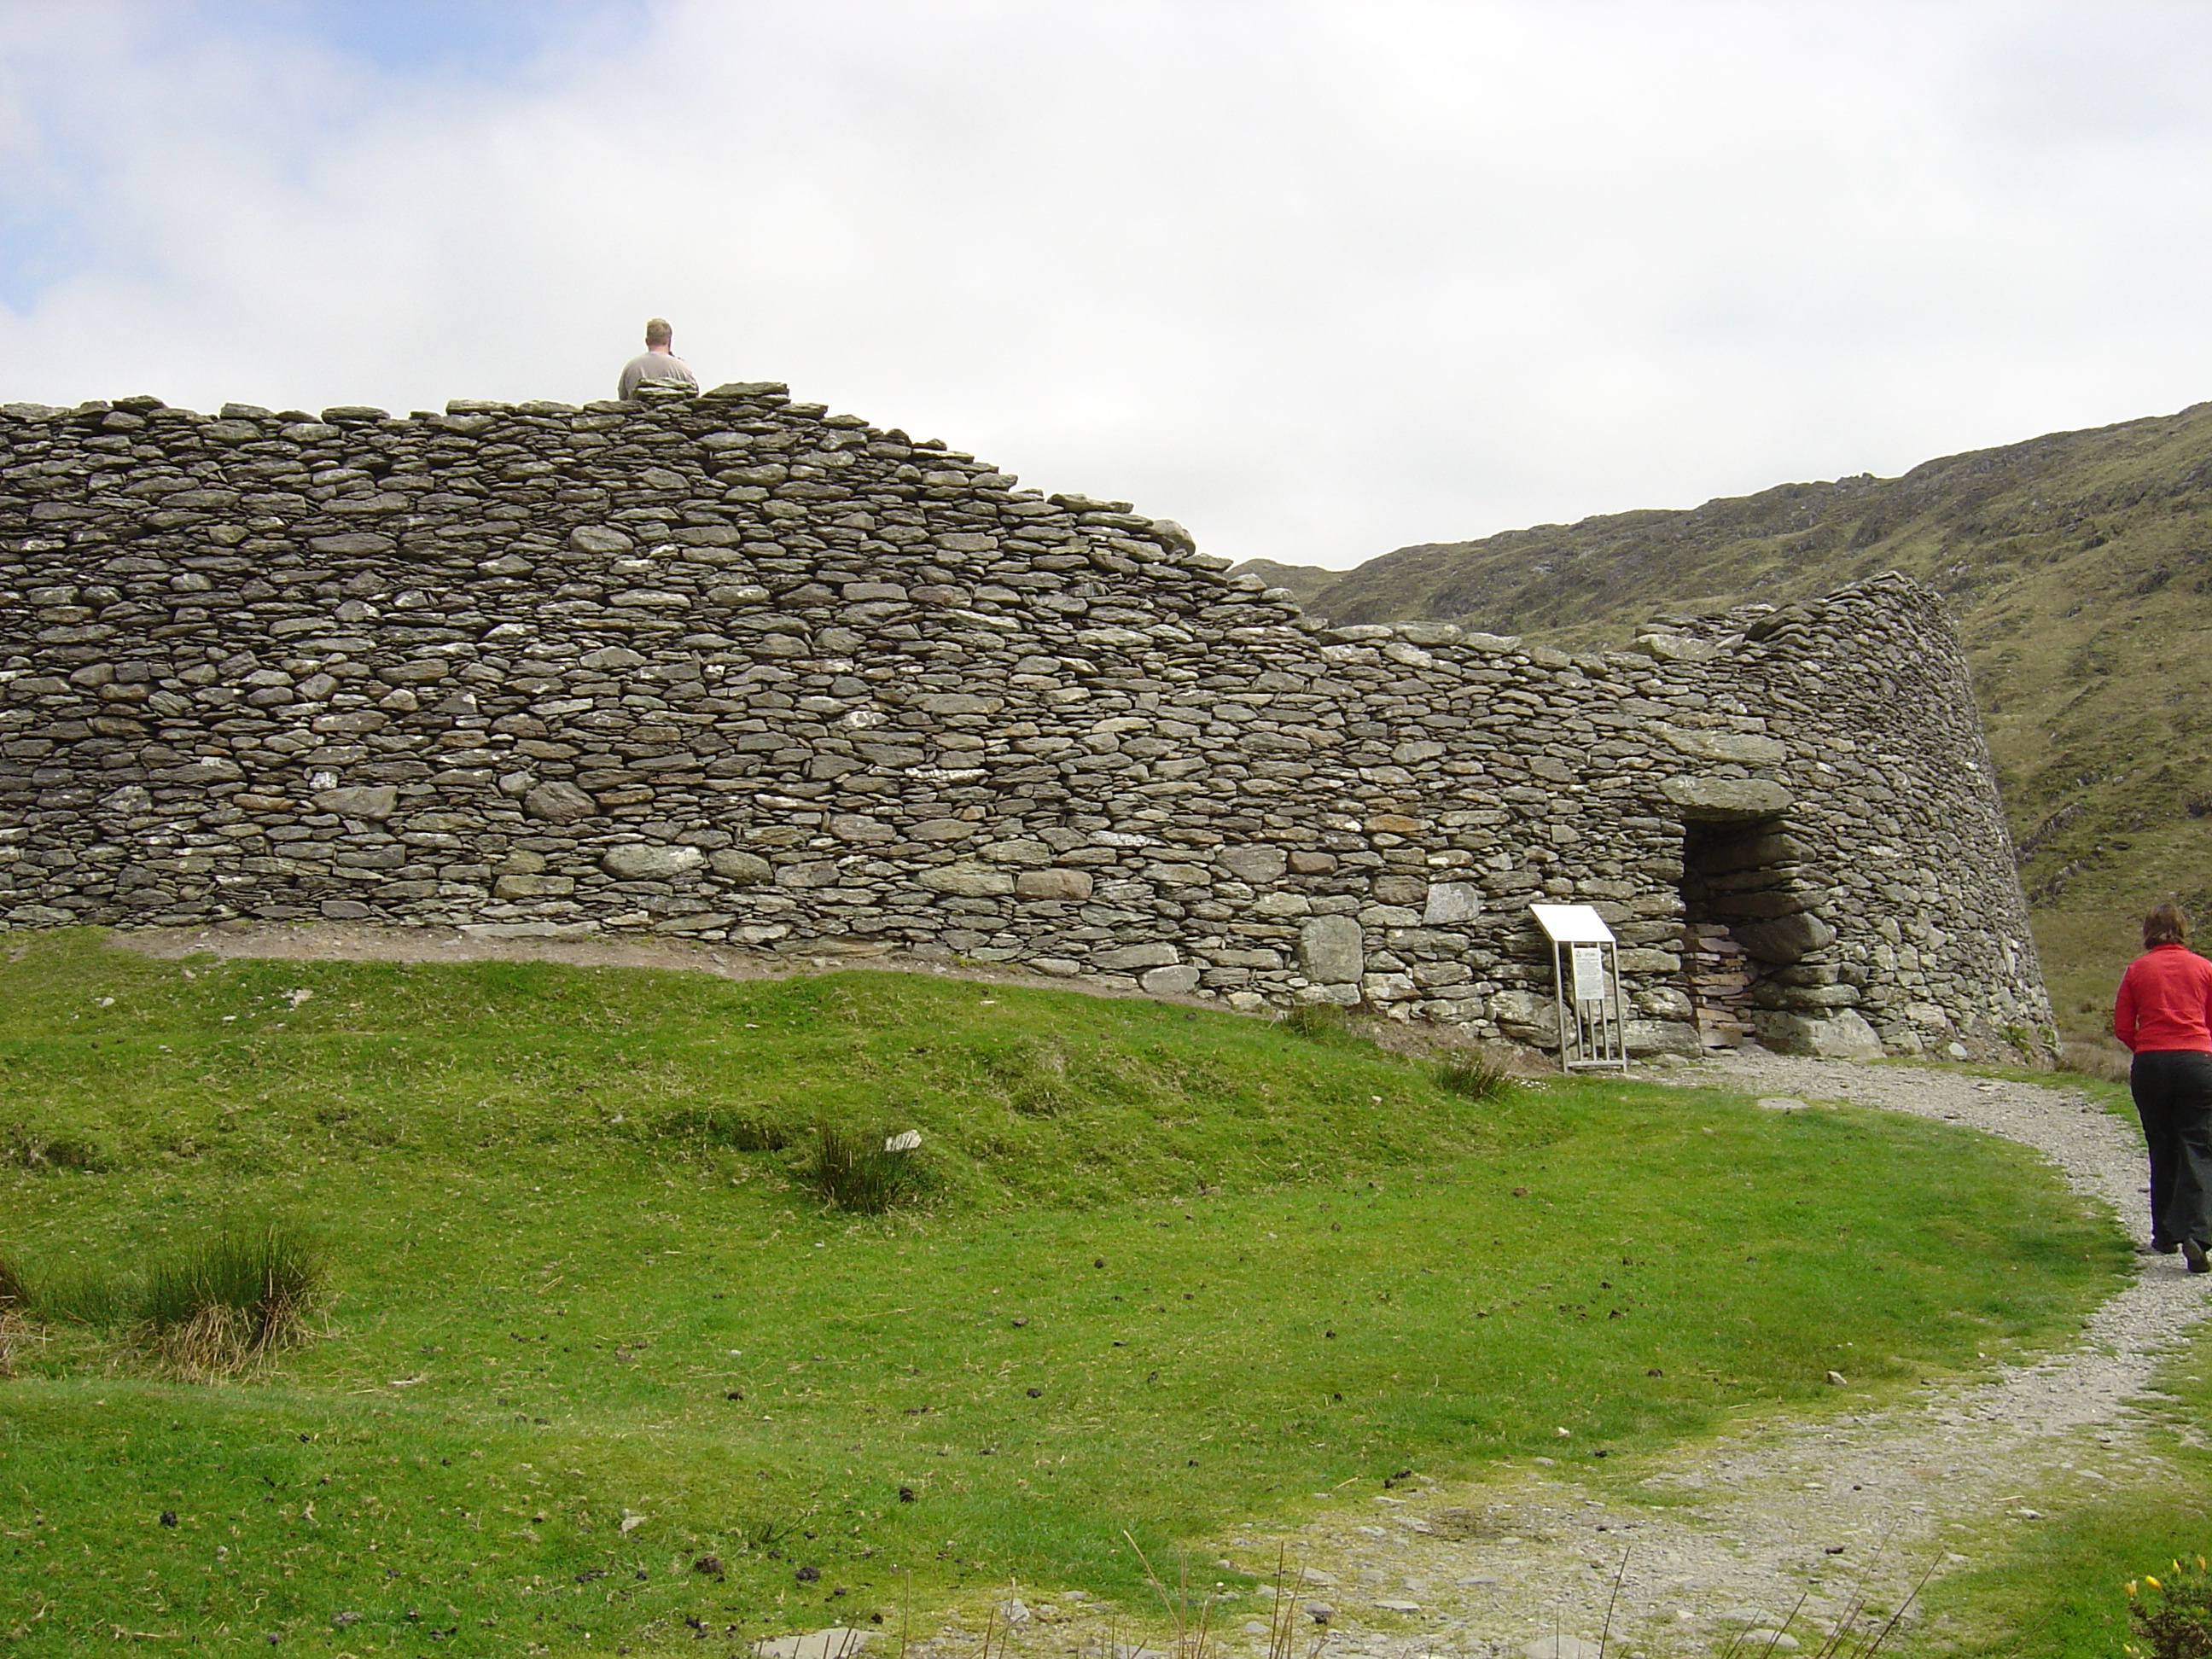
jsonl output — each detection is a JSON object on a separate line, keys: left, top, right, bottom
{"left": 0, "top": 932, "right": 2136, "bottom": 1656}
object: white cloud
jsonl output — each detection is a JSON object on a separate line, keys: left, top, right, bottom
{"left": 5, "top": 0, "right": 2212, "bottom": 570}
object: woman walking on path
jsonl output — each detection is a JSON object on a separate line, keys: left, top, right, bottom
{"left": 2113, "top": 901, "right": 2212, "bottom": 1272}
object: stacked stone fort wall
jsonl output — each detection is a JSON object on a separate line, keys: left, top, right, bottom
{"left": 0, "top": 383, "right": 2052, "bottom": 1058}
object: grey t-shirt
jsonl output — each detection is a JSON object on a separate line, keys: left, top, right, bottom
{"left": 618, "top": 350, "right": 697, "bottom": 399}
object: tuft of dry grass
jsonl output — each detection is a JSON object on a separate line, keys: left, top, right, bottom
{"left": 137, "top": 1221, "right": 329, "bottom": 1381}
{"left": 1435, "top": 1051, "right": 1518, "bottom": 1102}
{"left": 0, "top": 1252, "right": 36, "bottom": 1378}
{"left": 0, "top": 1307, "right": 31, "bottom": 1378}
{"left": 809, "top": 1125, "right": 922, "bottom": 1214}
{"left": 1278, "top": 1004, "right": 1365, "bottom": 1047}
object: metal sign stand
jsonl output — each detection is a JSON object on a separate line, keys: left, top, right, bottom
{"left": 1531, "top": 903, "right": 1628, "bottom": 1073}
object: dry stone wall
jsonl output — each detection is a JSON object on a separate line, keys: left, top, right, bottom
{"left": 0, "top": 383, "right": 2053, "bottom": 1058}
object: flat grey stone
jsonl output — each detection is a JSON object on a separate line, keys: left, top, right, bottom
{"left": 1634, "top": 631, "right": 1721, "bottom": 662}
{"left": 1660, "top": 774, "right": 1794, "bottom": 819}
{"left": 1521, "top": 1639, "right": 1602, "bottom": 1659}
{"left": 461, "top": 922, "right": 602, "bottom": 940}
{"left": 568, "top": 526, "right": 633, "bottom": 554}
{"left": 307, "top": 532, "right": 393, "bottom": 556}
{"left": 1016, "top": 868, "right": 1092, "bottom": 901}
{"left": 916, "top": 863, "right": 1014, "bottom": 896}
{"left": 522, "top": 782, "right": 597, "bottom": 824}
{"left": 1096, "top": 941, "right": 1179, "bottom": 970}
{"left": 312, "top": 784, "right": 398, "bottom": 821}
{"left": 1299, "top": 913, "right": 1364, "bottom": 982}
{"left": 1653, "top": 725, "right": 1789, "bottom": 769}
{"left": 1490, "top": 988, "right": 1560, "bottom": 1042}
{"left": 1755, "top": 1009, "right": 1885, "bottom": 1059}
{"left": 601, "top": 844, "right": 705, "bottom": 881}
{"left": 1627, "top": 1018, "right": 1701, "bottom": 1057}
{"left": 1217, "top": 844, "right": 1288, "bottom": 882}
{"left": 753, "top": 1630, "right": 875, "bottom": 1659}
{"left": 1736, "top": 911, "right": 1837, "bottom": 963}
{"left": 1422, "top": 882, "right": 1482, "bottom": 923}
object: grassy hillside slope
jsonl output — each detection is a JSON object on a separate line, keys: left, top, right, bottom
{"left": 1296, "top": 404, "right": 2212, "bottom": 1032}
{"left": 0, "top": 933, "right": 2127, "bottom": 1656}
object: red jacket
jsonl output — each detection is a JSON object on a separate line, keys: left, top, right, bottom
{"left": 2113, "top": 943, "right": 2212, "bottom": 1052}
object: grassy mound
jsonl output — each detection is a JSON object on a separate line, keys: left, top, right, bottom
{"left": 0, "top": 930, "right": 2130, "bottom": 1655}
{"left": 0, "top": 931, "right": 1525, "bottom": 1209}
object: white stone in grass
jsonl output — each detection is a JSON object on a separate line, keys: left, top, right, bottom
{"left": 883, "top": 1130, "right": 922, "bottom": 1152}
{"left": 1521, "top": 1639, "right": 1603, "bottom": 1659}
{"left": 1758, "top": 1096, "right": 1807, "bottom": 1111}
{"left": 753, "top": 1630, "right": 876, "bottom": 1659}
{"left": 1741, "top": 1634, "right": 1799, "bottom": 1653}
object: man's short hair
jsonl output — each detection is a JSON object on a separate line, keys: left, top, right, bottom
{"left": 644, "top": 317, "right": 673, "bottom": 346}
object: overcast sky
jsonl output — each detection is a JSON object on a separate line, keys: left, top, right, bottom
{"left": 5, "top": 1, "right": 2212, "bottom": 571}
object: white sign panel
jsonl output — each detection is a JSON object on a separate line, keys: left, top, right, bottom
{"left": 1531, "top": 903, "right": 1615, "bottom": 944}
{"left": 1571, "top": 945, "right": 1608, "bottom": 1004}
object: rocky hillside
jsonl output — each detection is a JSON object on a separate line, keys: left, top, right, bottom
{"left": 1282, "top": 403, "right": 2212, "bottom": 1032}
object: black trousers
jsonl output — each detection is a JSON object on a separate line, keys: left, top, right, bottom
{"left": 2130, "top": 1050, "right": 2212, "bottom": 1248}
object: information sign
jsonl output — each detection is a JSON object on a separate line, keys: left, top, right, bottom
{"left": 1571, "top": 944, "right": 1607, "bottom": 1004}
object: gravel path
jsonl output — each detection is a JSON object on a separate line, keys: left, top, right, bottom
{"left": 1155, "top": 1053, "right": 2211, "bottom": 1659}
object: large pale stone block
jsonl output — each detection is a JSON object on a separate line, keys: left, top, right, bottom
{"left": 602, "top": 844, "right": 705, "bottom": 881}
{"left": 1299, "top": 913, "right": 1365, "bottom": 983}
{"left": 1754, "top": 1009, "right": 1885, "bottom": 1059}
{"left": 1660, "top": 775, "right": 1793, "bottom": 819}
{"left": 1422, "top": 883, "right": 1482, "bottom": 923}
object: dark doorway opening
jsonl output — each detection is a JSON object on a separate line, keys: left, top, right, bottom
{"left": 1679, "top": 815, "right": 1795, "bottom": 1050}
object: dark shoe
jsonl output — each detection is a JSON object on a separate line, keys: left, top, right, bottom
{"left": 2184, "top": 1239, "right": 2210, "bottom": 1275}
{"left": 2139, "top": 1240, "right": 2181, "bottom": 1255}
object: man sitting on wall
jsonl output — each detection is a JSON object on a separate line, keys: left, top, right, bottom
{"left": 617, "top": 317, "right": 698, "bottom": 400}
